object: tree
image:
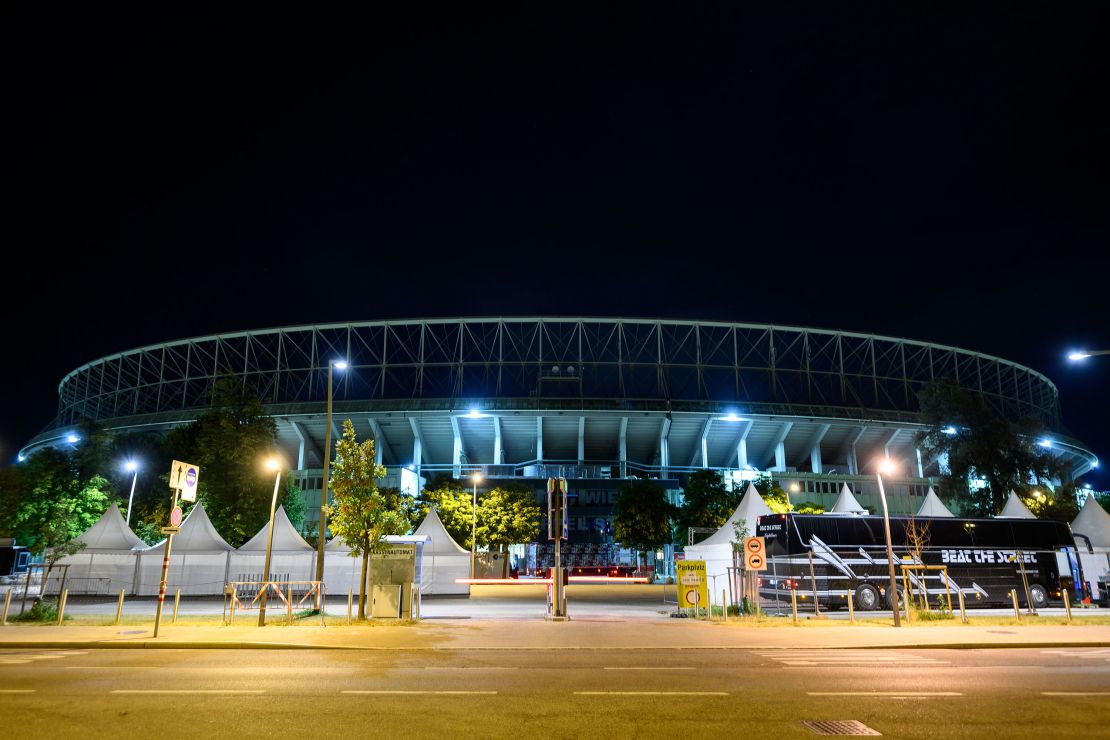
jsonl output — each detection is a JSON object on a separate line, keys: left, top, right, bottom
{"left": 326, "top": 420, "right": 409, "bottom": 619}
{"left": 164, "top": 375, "right": 281, "bottom": 546}
{"left": 752, "top": 477, "right": 825, "bottom": 514}
{"left": 613, "top": 480, "right": 676, "bottom": 570}
{"left": 676, "top": 470, "right": 739, "bottom": 538}
{"left": 414, "top": 480, "right": 477, "bottom": 547}
{"left": 281, "top": 479, "right": 306, "bottom": 534}
{"left": 1021, "top": 485, "right": 1080, "bottom": 522}
{"left": 476, "top": 485, "right": 540, "bottom": 576}
{"left": 916, "top": 379, "right": 1068, "bottom": 516}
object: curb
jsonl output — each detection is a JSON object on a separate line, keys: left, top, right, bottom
{"left": 0, "top": 641, "right": 345, "bottom": 650}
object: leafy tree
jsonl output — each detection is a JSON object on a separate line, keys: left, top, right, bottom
{"left": 613, "top": 479, "right": 676, "bottom": 569}
{"left": 164, "top": 376, "right": 280, "bottom": 546}
{"left": 281, "top": 479, "right": 306, "bottom": 533}
{"left": 676, "top": 470, "right": 739, "bottom": 536}
{"left": 1021, "top": 485, "right": 1079, "bottom": 522}
{"left": 752, "top": 478, "right": 825, "bottom": 514}
{"left": 916, "top": 379, "right": 1067, "bottom": 516}
{"left": 107, "top": 430, "right": 173, "bottom": 529}
{"left": 476, "top": 485, "right": 540, "bottom": 576}
{"left": 326, "top": 420, "right": 408, "bottom": 619}
{"left": 0, "top": 465, "right": 28, "bottom": 538}
{"left": 414, "top": 479, "right": 480, "bottom": 547}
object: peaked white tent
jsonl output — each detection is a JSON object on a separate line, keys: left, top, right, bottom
{"left": 915, "top": 488, "right": 954, "bottom": 518}
{"left": 135, "top": 502, "right": 233, "bottom": 595}
{"left": 230, "top": 506, "right": 315, "bottom": 582}
{"left": 412, "top": 508, "right": 471, "bottom": 596}
{"left": 998, "top": 490, "right": 1036, "bottom": 519}
{"left": 322, "top": 534, "right": 362, "bottom": 597}
{"left": 59, "top": 502, "right": 145, "bottom": 594}
{"left": 830, "top": 484, "right": 868, "bottom": 515}
{"left": 684, "top": 484, "right": 774, "bottom": 585}
{"left": 1072, "top": 496, "right": 1110, "bottom": 601}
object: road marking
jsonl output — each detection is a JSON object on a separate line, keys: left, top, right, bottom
{"left": 1041, "top": 649, "right": 1110, "bottom": 662}
{"left": 110, "top": 690, "right": 265, "bottom": 695}
{"left": 575, "top": 691, "right": 728, "bottom": 696}
{"left": 342, "top": 690, "right": 498, "bottom": 695}
{"left": 0, "top": 660, "right": 32, "bottom": 665}
{"left": 756, "top": 650, "right": 947, "bottom": 667}
{"left": 0, "top": 689, "right": 36, "bottom": 694}
{"left": 808, "top": 692, "right": 963, "bottom": 697}
{"left": 602, "top": 667, "right": 696, "bottom": 671}
{"left": 423, "top": 667, "right": 516, "bottom": 671}
{"left": 1041, "top": 692, "right": 1110, "bottom": 697}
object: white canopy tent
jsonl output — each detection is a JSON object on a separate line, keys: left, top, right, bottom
{"left": 59, "top": 502, "right": 145, "bottom": 594}
{"left": 915, "top": 488, "right": 954, "bottom": 518}
{"left": 411, "top": 508, "right": 471, "bottom": 596}
{"left": 830, "top": 484, "right": 868, "bottom": 515}
{"left": 322, "top": 535, "right": 362, "bottom": 597}
{"left": 1072, "top": 496, "right": 1110, "bottom": 601}
{"left": 684, "top": 483, "right": 773, "bottom": 588}
{"left": 135, "top": 502, "right": 233, "bottom": 595}
{"left": 229, "top": 506, "right": 315, "bottom": 583}
{"left": 998, "top": 490, "right": 1036, "bottom": 519}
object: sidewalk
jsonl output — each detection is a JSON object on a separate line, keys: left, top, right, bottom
{"left": 2, "top": 617, "right": 1108, "bottom": 652}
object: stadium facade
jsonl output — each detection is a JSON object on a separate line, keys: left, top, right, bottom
{"left": 21, "top": 318, "right": 1098, "bottom": 567}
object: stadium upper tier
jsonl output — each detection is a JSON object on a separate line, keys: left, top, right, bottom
{"left": 24, "top": 318, "right": 1097, "bottom": 478}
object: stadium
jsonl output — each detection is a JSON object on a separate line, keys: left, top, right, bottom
{"left": 20, "top": 318, "right": 1098, "bottom": 574}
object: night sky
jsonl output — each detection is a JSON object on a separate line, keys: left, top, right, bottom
{"left": 3, "top": 7, "right": 1107, "bottom": 485}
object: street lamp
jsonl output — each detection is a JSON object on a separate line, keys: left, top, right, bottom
{"left": 1067, "top": 349, "right": 1110, "bottom": 362}
{"left": 470, "top": 472, "right": 482, "bottom": 578}
{"left": 259, "top": 457, "right": 283, "bottom": 627}
{"left": 875, "top": 458, "right": 902, "bottom": 627}
{"left": 123, "top": 460, "right": 140, "bottom": 526}
{"left": 315, "top": 359, "right": 348, "bottom": 585}
{"left": 787, "top": 482, "right": 799, "bottom": 512}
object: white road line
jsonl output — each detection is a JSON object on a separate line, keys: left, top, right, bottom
{"left": 783, "top": 661, "right": 947, "bottom": 666}
{"left": 0, "top": 689, "right": 36, "bottom": 694}
{"left": 575, "top": 691, "right": 728, "bottom": 696}
{"left": 808, "top": 692, "right": 962, "bottom": 697}
{"left": 0, "top": 660, "right": 32, "bottom": 665}
{"left": 110, "top": 690, "right": 265, "bottom": 695}
{"left": 602, "top": 667, "right": 696, "bottom": 671}
{"left": 423, "top": 667, "right": 516, "bottom": 671}
{"left": 342, "top": 690, "right": 498, "bottom": 695}
{"left": 1041, "top": 692, "right": 1110, "bottom": 697}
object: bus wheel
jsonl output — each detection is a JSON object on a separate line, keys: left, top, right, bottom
{"left": 855, "top": 583, "right": 881, "bottom": 611}
{"left": 1029, "top": 584, "right": 1048, "bottom": 609}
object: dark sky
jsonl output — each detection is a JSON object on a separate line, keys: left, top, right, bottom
{"left": 3, "top": 6, "right": 1107, "bottom": 485}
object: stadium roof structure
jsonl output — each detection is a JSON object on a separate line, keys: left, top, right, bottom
{"left": 22, "top": 318, "right": 1097, "bottom": 481}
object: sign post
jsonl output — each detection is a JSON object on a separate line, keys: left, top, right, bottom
{"left": 742, "top": 536, "right": 766, "bottom": 612}
{"left": 154, "top": 460, "right": 198, "bottom": 638}
{"left": 547, "top": 477, "right": 568, "bottom": 619}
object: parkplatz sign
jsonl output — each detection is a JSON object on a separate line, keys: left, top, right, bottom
{"left": 675, "top": 559, "right": 709, "bottom": 611}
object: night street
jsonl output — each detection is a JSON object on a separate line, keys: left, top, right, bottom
{"left": 2, "top": 645, "right": 1108, "bottom": 738}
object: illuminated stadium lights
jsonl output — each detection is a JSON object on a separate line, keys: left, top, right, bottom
{"left": 464, "top": 408, "right": 487, "bottom": 419}
{"left": 942, "top": 426, "right": 958, "bottom": 435}
{"left": 717, "top": 412, "right": 747, "bottom": 422}
{"left": 1039, "top": 439, "right": 1053, "bottom": 448}
{"left": 66, "top": 433, "right": 80, "bottom": 443}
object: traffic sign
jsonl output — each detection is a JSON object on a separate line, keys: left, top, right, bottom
{"left": 170, "top": 460, "right": 200, "bottom": 502}
{"left": 170, "top": 506, "right": 183, "bottom": 527}
{"left": 675, "top": 560, "right": 708, "bottom": 609}
{"left": 743, "top": 536, "right": 767, "bottom": 571}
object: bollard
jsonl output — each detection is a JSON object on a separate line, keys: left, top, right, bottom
{"left": 791, "top": 588, "right": 798, "bottom": 625}
{"left": 115, "top": 589, "right": 126, "bottom": 626}
{"left": 1010, "top": 590, "right": 1021, "bottom": 622}
{"left": 347, "top": 590, "right": 353, "bottom": 625}
{"left": 903, "top": 588, "right": 912, "bottom": 624}
{"left": 723, "top": 589, "right": 728, "bottom": 623}
{"left": 958, "top": 590, "right": 967, "bottom": 624}
{"left": 2, "top": 589, "right": 11, "bottom": 626}
{"left": 288, "top": 592, "right": 294, "bottom": 626}
{"left": 172, "top": 589, "right": 181, "bottom": 624}
{"left": 1062, "top": 589, "right": 1072, "bottom": 623}
{"left": 56, "top": 589, "right": 68, "bottom": 625}
{"left": 847, "top": 590, "right": 855, "bottom": 624}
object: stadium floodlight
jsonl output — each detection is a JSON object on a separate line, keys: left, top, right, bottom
{"left": 875, "top": 457, "right": 901, "bottom": 627}
{"left": 17, "top": 453, "right": 25, "bottom": 463}
{"left": 1039, "top": 439, "right": 1053, "bottom": 448}
{"left": 333, "top": 360, "right": 348, "bottom": 370}
{"left": 66, "top": 433, "right": 80, "bottom": 444}
{"left": 465, "top": 408, "right": 486, "bottom": 419}
{"left": 717, "top": 412, "right": 747, "bottom": 422}
{"left": 942, "top": 426, "right": 958, "bottom": 435}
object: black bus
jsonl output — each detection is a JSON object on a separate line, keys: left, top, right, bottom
{"left": 756, "top": 513, "right": 1082, "bottom": 611}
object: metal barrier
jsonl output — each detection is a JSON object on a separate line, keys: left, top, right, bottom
{"left": 223, "top": 581, "right": 326, "bottom": 626}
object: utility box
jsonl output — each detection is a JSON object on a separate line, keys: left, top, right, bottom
{"left": 369, "top": 543, "right": 420, "bottom": 619}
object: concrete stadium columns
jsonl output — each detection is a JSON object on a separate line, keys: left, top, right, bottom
{"left": 366, "top": 418, "right": 391, "bottom": 466}
{"left": 799, "top": 423, "right": 830, "bottom": 474}
{"left": 619, "top": 417, "right": 628, "bottom": 478}
{"left": 451, "top": 416, "right": 463, "bottom": 477}
{"left": 578, "top": 416, "right": 585, "bottom": 465}
{"left": 493, "top": 416, "right": 503, "bottom": 465}
{"left": 536, "top": 417, "right": 543, "bottom": 464}
{"left": 843, "top": 427, "right": 867, "bottom": 475}
{"left": 735, "top": 419, "right": 753, "bottom": 470}
{"left": 767, "top": 421, "right": 793, "bottom": 471}
{"left": 659, "top": 416, "right": 671, "bottom": 476}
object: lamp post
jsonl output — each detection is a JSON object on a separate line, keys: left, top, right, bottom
{"left": 1067, "top": 349, "right": 1110, "bottom": 362}
{"left": 470, "top": 472, "right": 482, "bottom": 578}
{"left": 876, "top": 458, "right": 901, "bottom": 627}
{"left": 315, "top": 359, "right": 348, "bottom": 586}
{"left": 123, "top": 460, "right": 139, "bottom": 526}
{"left": 259, "top": 457, "right": 282, "bottom": 627}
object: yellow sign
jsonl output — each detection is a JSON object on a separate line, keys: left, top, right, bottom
{"left": 675, "top": 559, "right": 709, "bottom": 610}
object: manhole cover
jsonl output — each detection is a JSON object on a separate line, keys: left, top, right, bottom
{"left": 801, "top": 720, "right": 881, "bottom": 736}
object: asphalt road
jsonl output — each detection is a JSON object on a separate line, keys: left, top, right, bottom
{"left": 2, "top": 646, "right": 1108, "bottom": 738}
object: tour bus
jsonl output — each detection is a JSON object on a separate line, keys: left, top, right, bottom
{"left": 756, "top": 513, "right": 1082, "bottom": 611}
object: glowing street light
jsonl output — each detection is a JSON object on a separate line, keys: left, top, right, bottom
{"left": 123, "top": 460, "right": 140, "bottom": 526}
{"left": 787, "top": 482, "right": 800, "bottom": 512}
{"left": 66, "top": 434, "right": 80, "bottom": 444}
{"left": 470, "top": 472, "right": 483, "bottom": 578}
{"left": 259, "top": 456, "right": 283, "bottom": 627}
{"left": 315, "top": 358, "right": 349, "bottom": 586}
{"left": 875, "top": 457, "right": 902, "bottom": 628}
{"left": 1067, "top": 350, "right": 1109, "bottom": 362}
